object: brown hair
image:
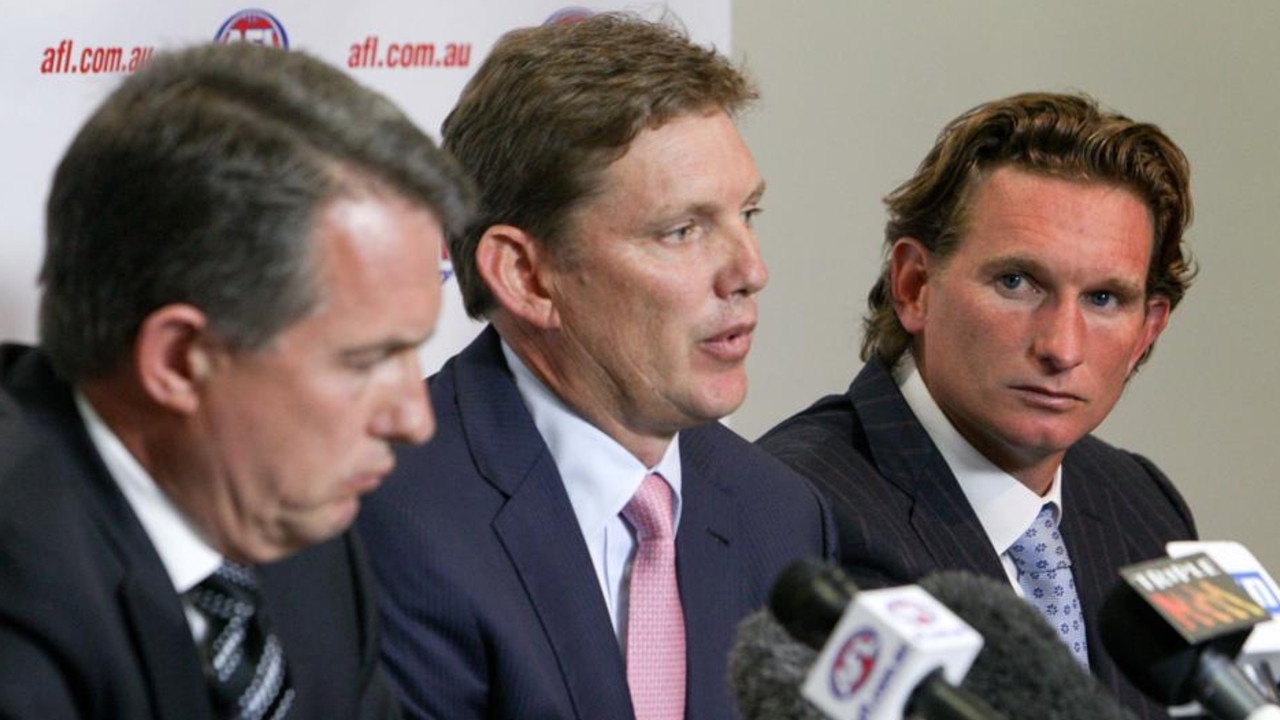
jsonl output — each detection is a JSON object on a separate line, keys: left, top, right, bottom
{"left": 862, "top": 92, "right": 1194, "bottom": 367}
{"left": 441, "top": 12, "right": 757, "bottom": 318}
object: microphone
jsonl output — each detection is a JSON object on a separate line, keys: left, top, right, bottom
{"left": 767, "top": 558, "right": 1000, "bottom": 720}
{"left": 1168, "top": 541, "right": 1280, "bottom": 700}
{"left": 917, "top": 570, "right": 1139, "bottom": 720}
{"left": 1100, "top": 552, "right": 1279, "bottom": 720}
{"left": 729, "top": 560, "right": 1142, "bottom": 720}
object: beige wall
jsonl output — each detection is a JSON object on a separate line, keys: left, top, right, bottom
{"left": 732, "top": 2, "right": 1280, "bottom": 572}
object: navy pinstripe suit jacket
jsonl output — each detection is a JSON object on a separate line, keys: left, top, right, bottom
{"left": 757, "top": 356, "right": 1197, "bottom": 720}
{"left": 356, "top": 327, "right": 837, "bottom": 720}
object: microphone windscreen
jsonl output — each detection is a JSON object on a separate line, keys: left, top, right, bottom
{"left": 728, "top": 609, "right": 827, "bottom": 720}
{"left": 919, "top": 570, "right": 1137, "bottom": 720}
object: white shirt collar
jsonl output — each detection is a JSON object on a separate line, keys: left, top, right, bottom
{"left": 75, "top": 392, "right": 222, "bottom": 594}
{"left": 500, "top": 340, "right": 683, "bottom": 536}
{"left": 894, "top": 354, "right": 1063, "bottom": 556}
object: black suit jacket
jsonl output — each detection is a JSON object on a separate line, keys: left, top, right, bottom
{"left": 355, "top": 327, "right": 837, "bottom": 720}
{"left": 0, "top": 344, "right": 401, "bottom": 719}
{"left": 757, "top": 357, "right": 1197, "bottom": 720}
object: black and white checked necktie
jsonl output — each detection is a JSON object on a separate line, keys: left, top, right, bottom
{"left": 187, "top": 562, "right": 295, "bottom": 720}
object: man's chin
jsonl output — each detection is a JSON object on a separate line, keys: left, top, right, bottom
{"left": 247, "top": 502, "right": 363, "bottom": 563}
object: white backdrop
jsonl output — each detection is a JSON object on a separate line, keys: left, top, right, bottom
{"left": 0, "top": 1, "right": 730, "bottom": 374}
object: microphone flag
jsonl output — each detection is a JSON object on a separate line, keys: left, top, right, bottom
{"left": 1116, "top": 553, "right": 1268, "bottom": 647}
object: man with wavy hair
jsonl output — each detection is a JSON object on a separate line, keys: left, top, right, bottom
{"left": 759, "top": 92, "right": 1197, "bottom": 719}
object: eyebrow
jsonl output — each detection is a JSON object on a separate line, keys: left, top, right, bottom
{"left": 679, "top": 179, "right": 768, "bottom": 219}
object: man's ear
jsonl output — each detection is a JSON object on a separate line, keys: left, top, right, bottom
{"left": 475, "top": 224, "right": 561, "bottom": 330}
{"left": 1128, "top": 294, "right": 1172, "bottom": 375}
{"left": 133, "top": 304, "right": 215, "bottom": 414}
{"left": 889, "top": 237, "right": 932, "bottom": 333}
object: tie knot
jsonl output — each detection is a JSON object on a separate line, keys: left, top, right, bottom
{"left": 1007, "top": 504, "right": 1072, "bottom": 575}
{"left": 623, "top": 473, "right": 675, "bottom": 542}
{"left": 187, "top": 561, "right": 295, "bottom": 718}
{"left": 188, "top": 561, "right": 261, "bottom": 620}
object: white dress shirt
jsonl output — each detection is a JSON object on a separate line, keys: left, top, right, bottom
{"left": 502, "top": 342, "right": 683, "bottom": 646}
{"left": 75, "top": 392, "right": 222, "bottom": 640}
{"left": 894, "top": 355, "right": 1064, "bottom": 594}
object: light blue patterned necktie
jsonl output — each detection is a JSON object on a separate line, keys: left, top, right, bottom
{"left": 1007, "top": 504, "right": 1090, "bottom": 667}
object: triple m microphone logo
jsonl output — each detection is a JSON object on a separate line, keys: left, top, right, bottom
{"left": 214, "top": 9, "right": 289, "bottom": 48}
{"left": 1120, "top": 553, "right": 1269, "bottom": 644}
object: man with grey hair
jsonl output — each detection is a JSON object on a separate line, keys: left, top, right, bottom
{"left": 0, "top": 42, "right": 472, "bottom": 719}
{"left": 357, "top": 12, "right": 835, "bottom": 720}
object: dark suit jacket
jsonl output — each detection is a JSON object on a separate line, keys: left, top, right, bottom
{"left": 355, "top": 327, "right": 836, "bottom": 720}
{"left": 757, "top": 356, "right": 1197, "bottom": 720}
{"left": 0, "top": 344, "right": 401, "bottom": 720}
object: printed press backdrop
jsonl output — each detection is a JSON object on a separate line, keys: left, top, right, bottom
{"left": 0, "top": 1, "right": 729, "bottom": 374}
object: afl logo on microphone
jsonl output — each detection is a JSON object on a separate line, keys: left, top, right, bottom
{"left": 544, "top": 7, "right": 593, "bottom": 25}
{"left": 828, "top": 629, "right": 880, "bottom": 699}
{"left": 215, "top": 9, "right": 289, "bottom": 48}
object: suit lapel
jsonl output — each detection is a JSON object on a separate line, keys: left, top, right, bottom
{"left": 1059, "top": 462, "right": 1127, "bottom": 693}
{"left": 117, "top": 571, "right": 216, "bottom": 720}
{"left": 3, "top": 348, "right": 213, "bottom": 720}
{"left": 675, "top": 429, "right": 738, "bottom": 720}
{"left": 850, "top": 359, "right": 1007, "bottom": 579}
{"left": 455, "top": 330, "right": 634, "bottom": 720}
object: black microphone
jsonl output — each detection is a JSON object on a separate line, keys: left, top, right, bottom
{"left": 1100, "top": 553, "right": 1279, "bottom": 720}
{"left": 917, "top": 570, "right": 1138, "bottom": 720}
{"left": 766, "top": 558, "right": 1002, "bottom": 720}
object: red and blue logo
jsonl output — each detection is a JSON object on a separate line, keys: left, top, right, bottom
{"left": 439, "top": 241, "right": 454, "bottom": 284}
{"left": 828, "top": 628, "right": 880, "bottom": 699}
{"left": 215, "top": 9, "right": 289, "bottom": 48}
{"left": 544, "top": 7, "right": 594, "bottom": 25}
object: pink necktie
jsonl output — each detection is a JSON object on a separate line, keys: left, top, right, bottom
{"left": 622, "top": 472, "right": 686, "bottom": 720}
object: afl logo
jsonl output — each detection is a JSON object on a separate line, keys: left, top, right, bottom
{"left": 215, "top": 9, "right": 289, "bottom": 48}
{"left": 544, "top": 7, "right": 594, "bottom": 25}
{"left": 828, "top": 629, "right": 879, "bottom": 699}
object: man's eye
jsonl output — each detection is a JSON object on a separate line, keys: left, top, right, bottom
{"left": 1087, "top": 291, "right": 1117, "bottom": 308}
{"left": 344, "top": 353, "right": 386, "bottom": 372}
{"left": 662, "top": 223, "right": 699, "bottom": 244}
{"left": 997, "top": 273, "right": 1025, "bottom": 290}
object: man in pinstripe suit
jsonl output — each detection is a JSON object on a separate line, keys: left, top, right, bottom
{"left": 758, "top": 92, "right": 1197, "bottom": 720}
